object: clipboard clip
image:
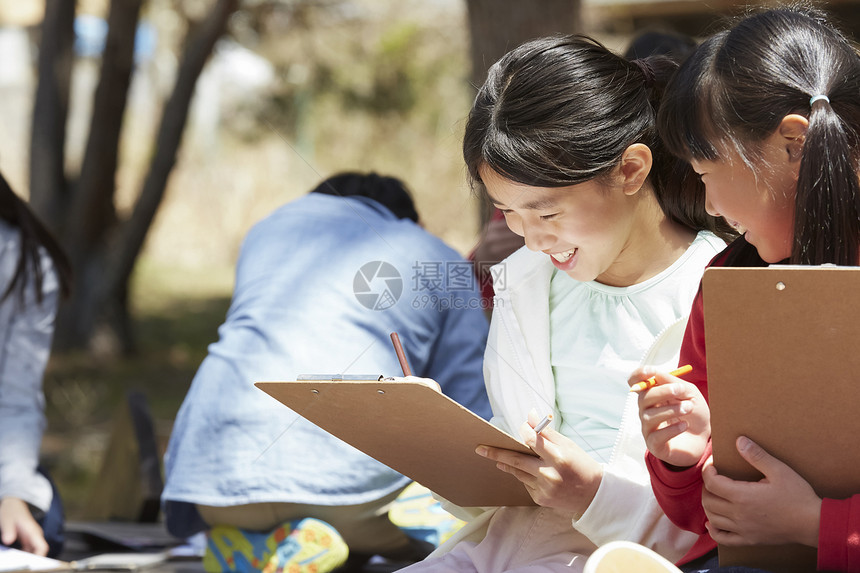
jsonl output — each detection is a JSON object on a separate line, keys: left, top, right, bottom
{"left": 297, "top": 374, "right": 385, "bottom": 381}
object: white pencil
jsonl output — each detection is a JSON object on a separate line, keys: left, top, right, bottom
{"left": 533, "top": 414, "right": 553, "bottom": 434}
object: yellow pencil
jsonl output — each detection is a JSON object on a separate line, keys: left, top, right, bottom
{"left": 630, "top": 364, "right": 693, "bottom": 393}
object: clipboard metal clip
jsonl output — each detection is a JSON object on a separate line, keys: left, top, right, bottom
{"left": 296, "top": 374, "right": 385, "bottom": 381}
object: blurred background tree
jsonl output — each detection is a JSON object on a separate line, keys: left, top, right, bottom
{"left": 465, "top": 0, "right": 581, "bottom": 227}
{"left": 20, "top": 0, "right": 583, "bottom": 357}
{"left": 31, "top": 0, "right": 239, "bottom": 355}
{"left": 27, "top": 0, "right": 587, "bottom": 356}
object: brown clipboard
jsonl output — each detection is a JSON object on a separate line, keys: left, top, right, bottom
{"left": 255, "top": 378, "right": 537, "bottom": 507}
{"left": 703, "top": 265, "right": 860, "bottom": 572}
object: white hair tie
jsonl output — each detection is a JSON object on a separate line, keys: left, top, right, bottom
{"left": 810, "top": 94, "right": 830, "bottom": 106}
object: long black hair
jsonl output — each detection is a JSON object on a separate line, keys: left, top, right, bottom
{"left": 463, "top": 34, "right": 735, "bottom": 241}
{"left": 658, "top": 6, "right": 860, "bottom": 265}
{"left": 0, "top": 172, "right": 71, "bottom": 304}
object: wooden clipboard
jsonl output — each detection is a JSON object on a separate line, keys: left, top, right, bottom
{"left": 255, "top": 378, "right": 537, "bottom": 507}
{"left": 703, "top": 266, "right": 860, "bottom": 572}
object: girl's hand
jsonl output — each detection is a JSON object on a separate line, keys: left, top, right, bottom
{"left": 630, "top": 367, "right": 711, "bottom": 468}
{"left": 475, "top": 410, "right": 603, "bottom": 518}
{"left": 0, "top": 497, "right": 49, "bottom": 556}
{"left": 702, "top": 437, "right": 821, "bottom": 547}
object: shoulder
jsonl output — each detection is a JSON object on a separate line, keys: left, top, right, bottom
{"left": 651, "top": 230, "right": 724, "bottom": 280}
{"left": 696, "top": 230, "right": 728, "bottom": 250}
{"left": 243, "top": 194, "right": 403, "bottom": 251}
{"left": 709, "top": 235, "right": 768, "bottom": 268}
{"left": 688, "top": 230, "right": 728, "bottom": 258}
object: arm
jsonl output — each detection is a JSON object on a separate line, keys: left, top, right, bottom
{"left": 819, "top": 496, "right": 860, "bottom": 572}
{"left": 635, "top": 284, "right": 711, "bottom": 534}
{"left": 424, "top": 285, "right": 507, "bottom": 524}
{"left": 645, "top": 445, "right": 710, "bottom": 535}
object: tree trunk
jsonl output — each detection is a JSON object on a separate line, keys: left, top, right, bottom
{"left": 109, "top": 0, "right": 240, "bottom": 293}
{"left": 466, "top": 0, "right": 581, "bottom": 89}
{"left": 51, "top": 0, "right": 144, "bottom": 354}
{"left": 51, "top": 0, "right": 240, "bottom": 354}
{"left": 101, "top": 0, "right": 240, "bottom": 353}
{"left": 54, "top": 0, "right": 142, "bottom": 350}
{"left": 464, "top": 0, "right": 582, "bottom": 226}
{"left": 70, "top": 0, "right": 144, "bottom": 255}
{"left": 29, "top": 0, "right": 75, "bottom": 232}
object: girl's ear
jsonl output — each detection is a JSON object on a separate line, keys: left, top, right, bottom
{"left": 619, "top": 143, "right": 653, "bottom": 195}
{"left": 779, "top": 114, "right": 809, "bottom": 162}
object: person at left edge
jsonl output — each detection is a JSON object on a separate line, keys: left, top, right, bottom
{"left": 0, "top": 172, "right": 71, "bottom": 558}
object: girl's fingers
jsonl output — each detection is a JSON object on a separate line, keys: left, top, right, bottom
{"left": 706, "top": 522, "right": 745, "bottom": 546}
{"left": 494, "top": 460, "right": 537, "bottom": 487}
{"left": 476, "top": 445, "right": 542, "bottom": 477}
{"left": 641, "top": 401, "right": 692, "bottom": 429}
{"left": 643, "top": 420, "right": 688, "bottom": 448}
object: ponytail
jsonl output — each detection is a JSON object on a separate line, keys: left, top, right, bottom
{"left": 794, "top": 97, "right": 860, "bottom": 265}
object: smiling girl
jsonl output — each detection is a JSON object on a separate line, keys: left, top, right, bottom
{"left": 400, "top": 35, "right": 733, "bottom": 573}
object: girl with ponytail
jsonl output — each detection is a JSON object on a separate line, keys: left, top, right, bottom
{"left": 402, "top": 35, "right": 731, "bottom": 572}
{"left": 633, "top": 6, "right": 860, "bottom": 572}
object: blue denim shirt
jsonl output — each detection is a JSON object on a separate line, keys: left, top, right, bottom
{"left": 162, "top": 194, "right": 491, "bottom": 536}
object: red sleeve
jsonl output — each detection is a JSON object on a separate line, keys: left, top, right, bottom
{"left": 680, "top": 279, "right": 710, "bottom": 402}
{"left": 818, "top": 496, "right": 860, "bottom": 572}
{"left": 647, "top": 281, "right": 711, "bottom": 530}
{"left": 646, "top": 441, "right": 711, "bottom": 535}
{"left": 646, "top": 279, "right": 718, "bottom": 564}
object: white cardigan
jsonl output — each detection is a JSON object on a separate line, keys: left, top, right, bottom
{"left": 432, "top": 234, "right": 724, "bottom": 563}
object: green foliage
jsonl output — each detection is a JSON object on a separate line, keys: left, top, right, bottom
{"left": 339, "top": 22, "right": 421, "bottom": 115}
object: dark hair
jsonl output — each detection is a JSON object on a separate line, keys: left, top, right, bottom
{"left": 311, "top": 172, "right": 420, "bottom": 223}
{"left": 463, "top": 34, "right": 734, "bottom": 241}
{"left": 624, "top": 30, "right": 697, "bottom": 62}
{"left": 0, "top": 172, "right": 71, "bottom": 304}
{"left": 658, "top": 6, "right": 860, "bottom": 265}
